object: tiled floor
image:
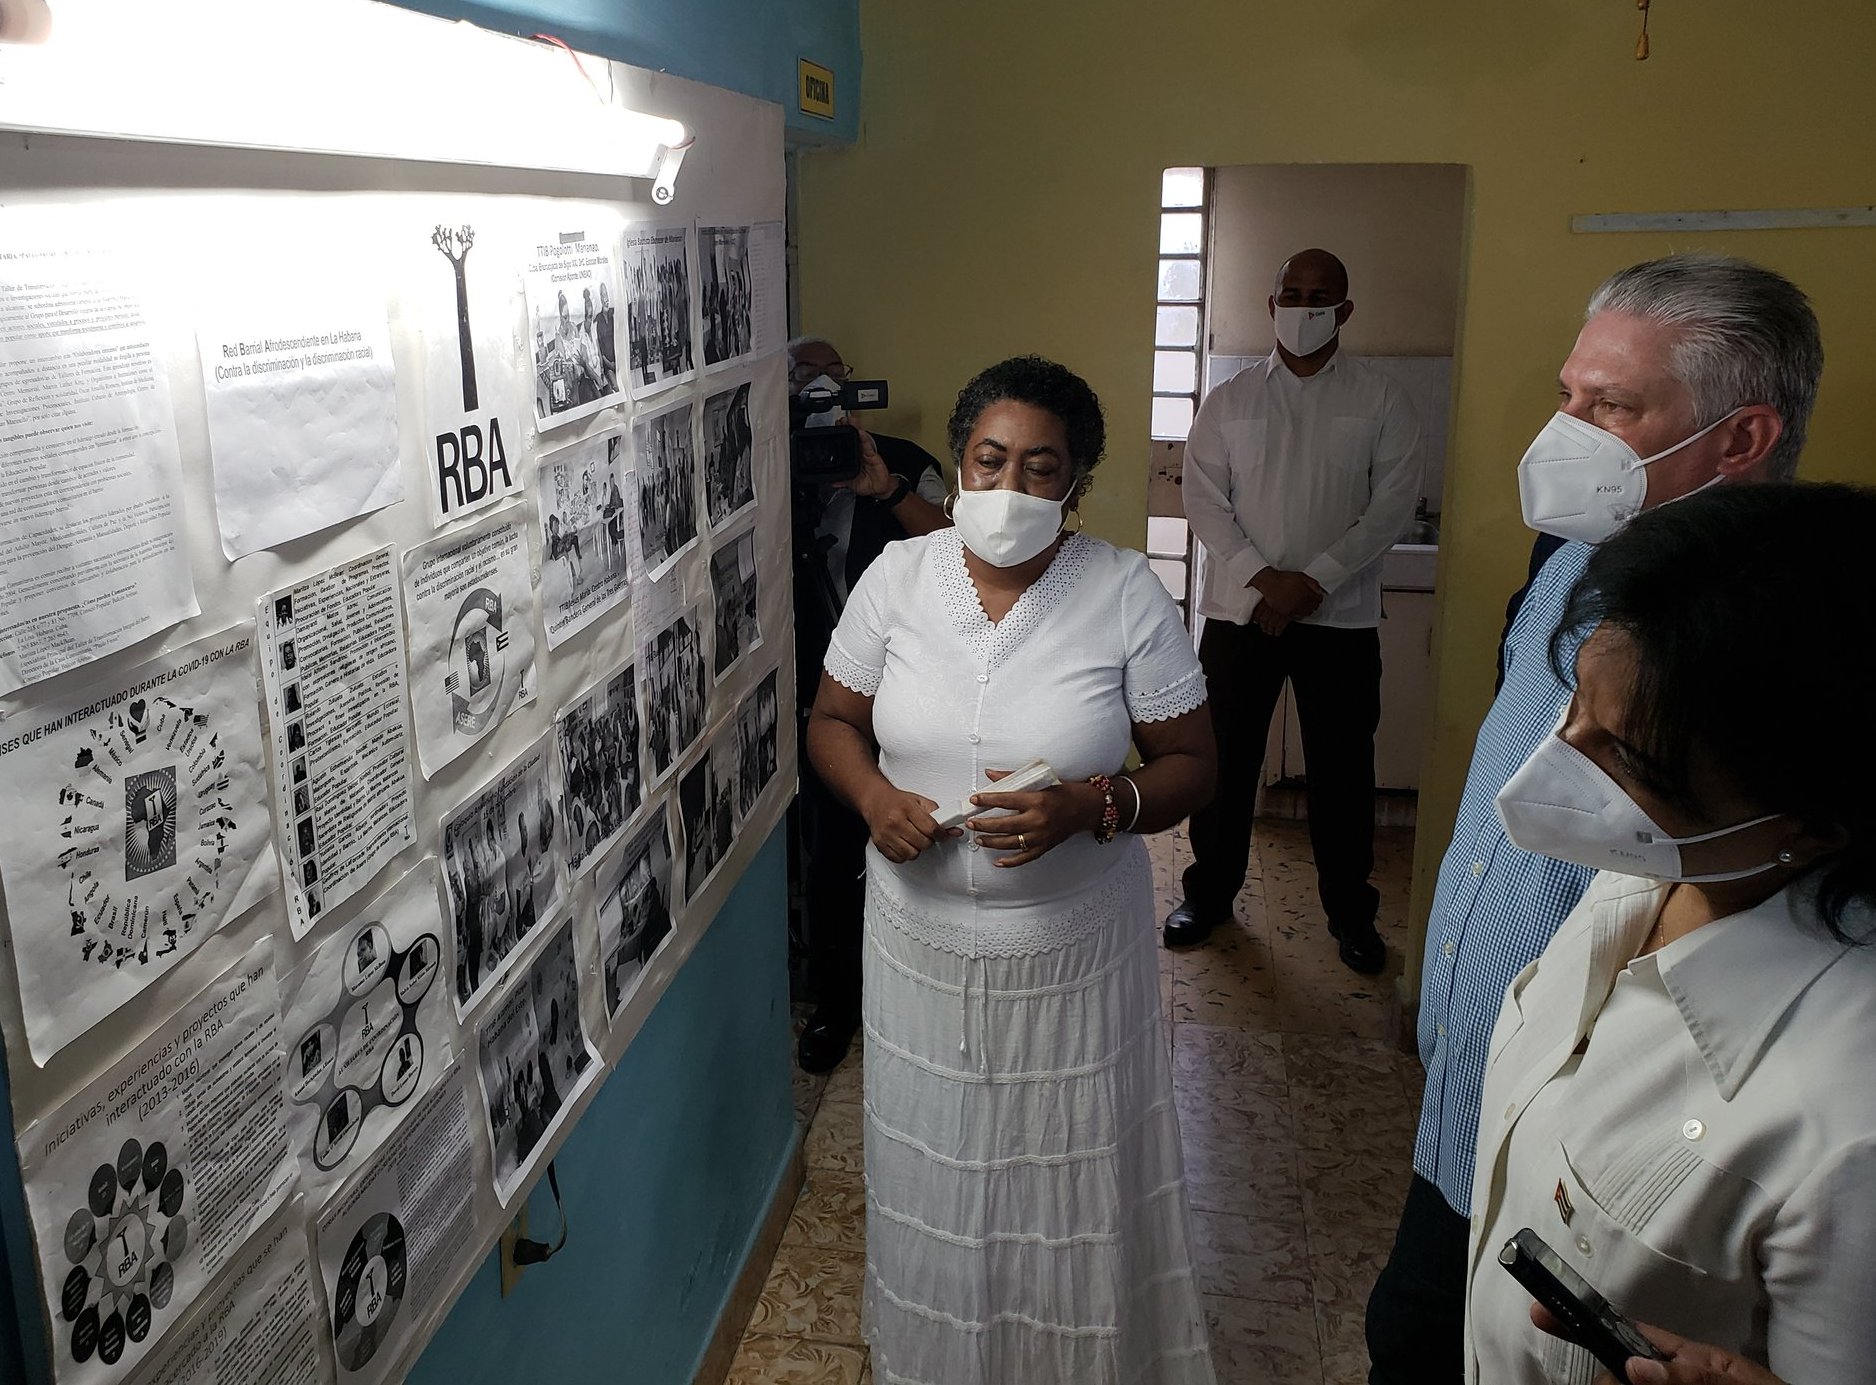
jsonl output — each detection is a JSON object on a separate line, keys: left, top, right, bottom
{"left": 728, "top": 819, "right": 1420, "bottom": 1384}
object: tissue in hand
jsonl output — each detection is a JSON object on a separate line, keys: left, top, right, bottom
{"left": 932, "top": 758, "right": 1062, "bottom": 831}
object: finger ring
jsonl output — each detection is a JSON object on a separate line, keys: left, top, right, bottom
{"left": 1017, "top": 833, "right": 1027, "bottom": 850}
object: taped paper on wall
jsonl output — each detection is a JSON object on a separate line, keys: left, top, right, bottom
{"left": 702, "top": 379, "right": 756, "bottom": 533}
{"left": 678, "top": 731, "right": 741, "bottom": 903}
{"left": 633, "top": 396, "right": 699, "bottom": 582}
{"left": 594, "top": 802, "right": 674, "bottom": 1022}
{"left": 535, "top": 431, "right": 631, "bottom": 649}
{"left": 526, "top": 226, "right": 623, "bottom": 431}
{"left": 278, "top": 863, "right": 453, "bottom": 1209}
{"left": 747, "top": 221, "right": 789, "bottom": 360}
{"left": 699, "top": 225, "right": 752, "bottom": 370}
{"left": 556, "top": 660, "right": 644, "bottom": 877}
{"left": 196, "top": 286, "right": 404, "bottom": 558}
{"left": 639, "top": 603, "right": 708, "bottom": 785}
{"left": 0, "top": 624, "right": 278, "bottom": 1063}
{"left": 440, "top": 733, "right": 565, "bottom": 1017}
{"left": 473, "top": 917, "right": 598, "bottom": 1205}
{"left": 419, "top": 221, "right": 526, "bottom": 528}
{"left": 709, "top": 527, "right": 762, "bottom": 684}
{"left": 623, "top": 223, "right": 695, "bottom": 398}
{"left": 400, "top": 511, "right": 539, "bottom": 779}
{"left": 16, "top": 941, "right": 296, "bottom": 1385}
{"left": 0, "top": 213, "right": 199, "bottom": 696}
{"left": 733, "top": 667, "right": 780, "bottom": 823}
{"left": 258, "top": 548, "right": 415, "bottom": 938}
{"left": 317, "top": 1072, "right": 477, "bottom": 1385}
{"left": 123, "top": 1207, "right": 319, "bottom": 1385}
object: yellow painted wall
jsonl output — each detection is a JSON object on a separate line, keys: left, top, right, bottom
{"left": 796, "top": 0, "right": 1876, "bottom": 991}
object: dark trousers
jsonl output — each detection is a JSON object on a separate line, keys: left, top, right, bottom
{"left": 1365, "top": 1174, "right": 1469, "bottom": 1385}
{"left": 800, "top": 746, "right": 867, "bottom": 1017}
{"left": 1180, "top": 618, "right": 1381, "bottom": 930}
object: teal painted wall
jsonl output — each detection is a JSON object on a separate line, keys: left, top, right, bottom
{"left": 386, "top": 0, "right": 862, "bottom": 143}
{"left": 407, "top": 828, "right": 796, "bottom": 1384}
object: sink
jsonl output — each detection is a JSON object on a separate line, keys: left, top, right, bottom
{"left": 1383, "top": 542, "right": 1438, "bottom": 591}
{"left": 1399, "top": 520, "right": 1440, "bottom": 545}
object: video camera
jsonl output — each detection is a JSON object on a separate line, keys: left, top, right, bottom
{"left": 789, "top": 377, "right": 890, "bottom": 485}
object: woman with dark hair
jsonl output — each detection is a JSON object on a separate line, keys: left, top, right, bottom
{"left": 808, "top": 357, "right": 1217, "bottom": 1383}
{"left": 1467, "top": 481, "right": 1876, "bottom": 1385}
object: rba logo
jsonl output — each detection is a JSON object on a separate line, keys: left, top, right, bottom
{"left": 431, "top": 224, "right": 512, "bottom": 515}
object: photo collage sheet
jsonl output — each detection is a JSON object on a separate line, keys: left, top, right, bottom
{"left": 0, "top": 197, "right": 791, "bottom": 1385}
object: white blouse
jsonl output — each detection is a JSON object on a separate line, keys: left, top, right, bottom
{"left": 1465, "top": 872, "right": 1876, "bottom": 1385}
{"left": 824, "top": 529, "right": 1205, "bottom": 956}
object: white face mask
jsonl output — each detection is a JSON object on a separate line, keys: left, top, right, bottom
{"left": 1494, "top": 725, "right": 1782, "bottom": 884}
{"left": 951, "top": 487, "right": 1067, "bottom": 568}
{"left": 1516, "top": 408, "right": 1740, "bottom": 544}
{"left": 1272, "top": 303, "right": 1342, "bottom": 357}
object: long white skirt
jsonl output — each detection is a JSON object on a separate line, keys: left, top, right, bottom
{"left": 861, "top": 847, "right": 1217, "bottom": 1385}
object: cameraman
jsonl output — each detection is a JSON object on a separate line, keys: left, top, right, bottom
{"left": 790, "top": 335, "right": 949, "bottom": 1073}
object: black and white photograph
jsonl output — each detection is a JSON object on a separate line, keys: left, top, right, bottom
{"left": 594, "top": 804, "right": 675, "bottom": 1021}
{"left": 633, "top": 397, "right": 699, "bottom": 580}
{"left": 702, "top": 380, "right": 756, "bottom": 530}
{"left": 640, "top": 604, "right": 709, "bottom": 783}
{"left": 735, "top": 668, "right": 780, "bottom": 821}
{"left": 678, "top": 733, "right": 738, "bottom": 903}
{"left": 710, "top": 528, "right": 762, "bottom": 682}
{"left": 441, "top": 735, "right": 565, "bottom": 1016}
{"left": 624, "top": 223, "right": 695, "bottom": 397}
{"left": 536, "top": 431, "right": 632, "bottom": 648}
{"left": 526, "top": 228, "right": 624, "bottom": 429}
{"left": 699, "top": 224, "right": 752, "bottom": 368}
{"left": 474, "top": 918, "right": 599, "bottom": 1205}
{"left": 556, "top": 660, "right": 643, "bottom": 875}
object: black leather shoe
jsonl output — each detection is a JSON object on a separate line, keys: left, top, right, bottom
{"left": 797, "top": 1006, "right": 860, "bottom": 1074}
{"left": 1162, "top": 900, "right": 1222, "bottom": 949}
{"left": 1329, "top": 919, "right": 1386, "bottom": 975}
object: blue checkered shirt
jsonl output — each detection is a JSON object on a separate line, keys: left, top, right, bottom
{"left": 1413, "top": 540, "right": 1598, "bottom": 1215}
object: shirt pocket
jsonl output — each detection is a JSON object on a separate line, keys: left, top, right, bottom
{"left": 1224, "top": 416, "right": 1267, "bottom": 466}
{"left": 1327, "top": 415, "right": 1372, "bottom": 476}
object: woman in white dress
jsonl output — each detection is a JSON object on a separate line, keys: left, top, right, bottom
{"left": 808, "top": 357, "right": 1219, "bottom": 1384}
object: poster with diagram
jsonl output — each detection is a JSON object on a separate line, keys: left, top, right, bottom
{"left": 0, "top": 625, "right": 278, "bottom": 1063}
{"left": 278, "top": 863, "right": 453, "bottom": 1209}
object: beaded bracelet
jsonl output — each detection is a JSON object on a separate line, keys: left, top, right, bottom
{"left": 1088, "top": 773, "right": 1120, "bottom": 844}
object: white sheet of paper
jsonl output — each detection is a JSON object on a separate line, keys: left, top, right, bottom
{"left": 698, "top": 224, "right": 753, "bottom": 371}
{"left": 0, "top": 212, "right": 199, "bottom": 695}
{"left": 622, "top": 223, "right": 696, "bottom": 399}
{"left": 632, "top": 396, "right": 699, "bottom": 582}
{"left": 16, "top": 940, "right": 295, "bottom": 1385}
{"left": 525, "top": 227, "right": 624, "bottom": 431}
{"left": 678, "top": 728, "right": 741, "bottom": 903}
{"left": 417, "top": 220, "right": 526, "bottom": 528}
{"left": 709, "top": 525, "right": 762, "bottom": 685}
{"left": 556, "top": 658, "right": 645, "bottom": 877}
{"left": 399, "top": 510, "right": 539, "bottom": 779}
{"left": 258, "top": 547, "right": 416, "bottom": 937}
{"left": 317, "top": 1071, "right": 477, "bottom": 1385}
{"left": 748, "top": 221, "right": 788, "bottom": 360}
{"left": 535, "top": 431, "right": 631, "bottom": 649}
{"left": 702, "top": 377, "right": 757, "bottom": 534}
{"left": 123, "top": 1207, "right": 320, "bottom": 1385}
{"left": 473, "top": 917, "right": 600, "bottom": 1205}
{"left": 279, "top": 863, "right": 454, "bottom": 1209}
{"left": 638, "top": 602, "right": 708, "bottom": 786}
{"left": 197, "top": 288, "right": 403, "bottom": 558}
{"left": 0, "top": 624, "right": 279, "bottom": 1063}
{"left": 593, "top": 801, "right": 674, "bottom": 1023}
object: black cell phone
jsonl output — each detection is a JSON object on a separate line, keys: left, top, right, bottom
{"left": 1498, "top": 1227, "right": 1667, "bottom": 1383}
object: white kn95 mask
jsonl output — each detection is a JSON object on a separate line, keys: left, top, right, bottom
{"left": 1516, "top": 408, "right": 1741, "bottom": 544}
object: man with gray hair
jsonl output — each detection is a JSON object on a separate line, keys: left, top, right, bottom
{"left": 1364, "top": 254, "right": 1822, "bottom": 1385}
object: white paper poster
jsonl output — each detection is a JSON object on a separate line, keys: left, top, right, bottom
{"left": 535, "top": 431, "right": 631, "bottom": 649}
{"left": 623, "top": 223, "right": 695, "bottom": 397}
{"left": 16, "top": 942, "right": 295, "bottom": 1385}
{"left": 0, "top": 625, "right": 278, "bottom": 1062}
{"left": 0, "top": 215, "right": 199, "bottom": 695}
{"left": 473, "top": 918, "right": 599, "bottom": 1205}
{"left": 594, "top": 803, "right": 674, "bottom": 1022}
{"left": 400, "top": 511, "right": 539, "bottom": 779}
{"left": 317, "top": 1072, "right": 476, "bottom": 1385}
{"left": 639, "top": 603, "right": 708, "bottom": 785}
{"left": 124, "top": 1208, "right": 320, "bottom": 1385}
{"left": 440, "top": 734, "right": 565, "bottom": 1016}
{"left": 525, "top": 227, "right": 623, "bottom": 430}
{"left": 197, "top": 287, "right": 403, "bottom": 558}
{"left": 677, "top": 731, "right": 739, "bottom": 903}
{"left": 632, "top": 397, "right": 699, "bottom": 582}
{"left": 702, "top": 378, "right": 756, "bottom": 533}
{"left": 556, "top": 660, "right": 644, "bottom": 876}
{"left": 698, "top": 224, "right": 752, "bottom": 370}
{"left": 748, "top": 221, "right": 789, "bottom": 360}
{"left": 419, "top": 222, "right": 525, "bottom": 527}
{"left": 278, "top": 864, "right": 453, "bottom": 1209}
{"left": 259, "top": 548, "right": 415, "bottom": 937}
{"left": 709, "top": 527, "right": 762, "bottom": 684}
{"left": 733, "top": 667, "right": 781, "bottom": 824}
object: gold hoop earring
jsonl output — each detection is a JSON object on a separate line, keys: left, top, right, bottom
{"left": 1064, "top": 510, "right": 1084, "bottom": 535}
{"left": 944, "top": 492, "right": 957, "bottom": 519}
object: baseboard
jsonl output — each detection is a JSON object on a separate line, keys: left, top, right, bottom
{"left": 692, "top": 1140, "right": 807, "bottom": 1385}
